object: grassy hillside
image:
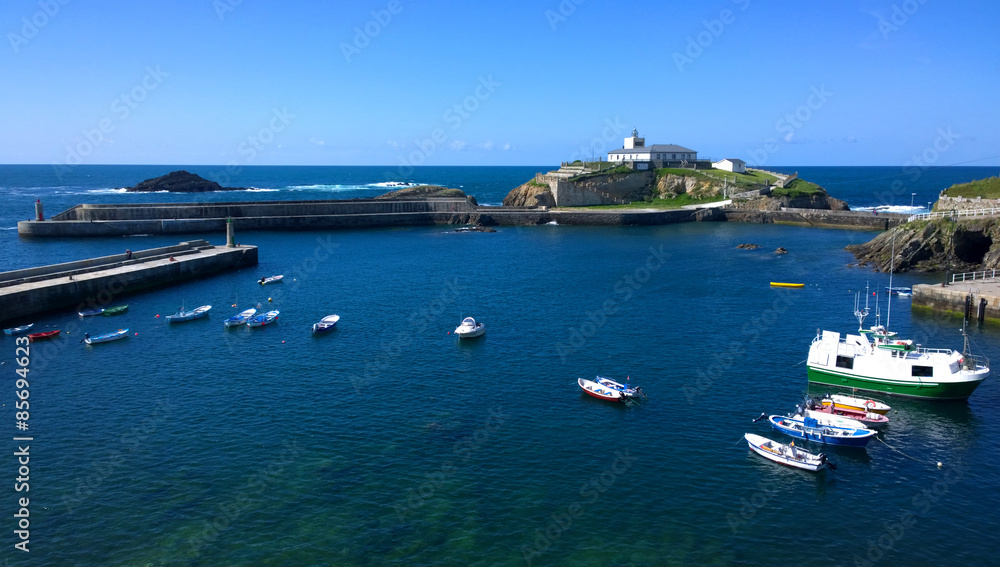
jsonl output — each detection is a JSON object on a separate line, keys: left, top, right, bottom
{"left": 941, "top": 176, "right": 1000, "bottom": 199}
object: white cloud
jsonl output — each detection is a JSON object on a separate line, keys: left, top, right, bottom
{"left": 481, "top": 140, "right": 495, "bottom": 151}
{"left": 450, "top": 140, "right": 467, "bottom": 150}
{"left": 309, "top": 138, "right": 326, "bottom": 147}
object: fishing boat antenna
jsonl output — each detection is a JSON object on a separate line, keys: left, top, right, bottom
{"left": 854, "top": 282, "right": 870, "bottom": 331}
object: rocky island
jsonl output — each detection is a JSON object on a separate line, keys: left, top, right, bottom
{"left": 376, "top": 184, "right": 477, "bottom": 205}
{"left": 125, "top": 170, "right": 246, "bottom": 192}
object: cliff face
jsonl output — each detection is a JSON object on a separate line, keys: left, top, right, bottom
{"left": 847, "top": 217, "right": 1000, "bottom": 273}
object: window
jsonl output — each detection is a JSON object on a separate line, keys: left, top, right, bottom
{"left": 835, "top": 356, "right": 854, "bottom": 369}
{"left": 912, "top": 365, "right": 934, "bottom": 377}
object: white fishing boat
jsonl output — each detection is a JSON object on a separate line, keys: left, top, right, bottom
{"left": 792, "top": 404, "right": 869, "bottom": 430}
{"left": 577, "top": 376, "right": 646, "bottom": 403}
{"left": 258, "top": 275, "right": 284, "bottom": 285}
{"left": 166, "top": 305, "right": 212, "bottom": 322}
{"left": 454, "top": 317, "right": 485, "bottom": 338}
{"left": 312, "top": 314, "right": 340, "bottom": 333}
{"left": 247, "top": 310, "right": 279, "bottom": 328}
{"left": 744, "top": 433, "right": 832, "bottom": 472}
{"left": 224, "top": 307, "right": 257, "bottom": 327}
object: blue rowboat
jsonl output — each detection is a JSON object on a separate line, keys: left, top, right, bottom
{"left": 768, "top": 415, "right": 875, "bottom": 448}
{"left": 84, "top": 328, "right": 129, "bottom": 345}
{"left": 166, "top": 305, "right": 212, "bottom": 323}
{"left": 248, "top": 310, "right": 279, "bottom": 328}
{"left": 224, "top": 307, "right": 257, "bottom": 327}
{"left": 3, "top": 323, "right": 34, "bottom": 335}
{"left": 79, "top": 308, "right": 105, "bottom": 317}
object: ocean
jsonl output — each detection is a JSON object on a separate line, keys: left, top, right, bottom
{"left": 1, "top": 165, "right": 998, "bottom": 566}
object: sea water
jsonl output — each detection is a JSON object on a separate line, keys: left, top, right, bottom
{"left": 0, "top": 165, "right": 998, "bottom": 565}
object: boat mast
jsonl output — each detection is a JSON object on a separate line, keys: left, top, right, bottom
{"left": 886, "top": 231, "right": 896, "bottom": 331}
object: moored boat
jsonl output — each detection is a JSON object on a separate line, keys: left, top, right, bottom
{"left": 312, "top": 314, "right": 340, "bottom": 333}
{"left": 805, "top": 396, "right": 890, "bottom": 428}
{"left": 821, "top": 393, "right": 891, "bottom": 415}
{"left": 744, "top": 433, "right": 832, "bottom": 472}
{"left": 248, "top": 310, "right": 279, "bottom": 327}
{"left": 28, "top": 329, "right": 60, "bottom": 342}
{"left": 84, "top": 328, "right": 129, "bottom": 344}
{"left": 102, "top": 305, "right": 129, "bottom": 316}
{"left": 258, "top": 275, "right": 284, "bottom": 285}
{"left": 577, "top": 376, "right": 646, "bottom": 403}
{"left": 792, "top": 405, "right": 869, "bottom": 430}
{"left": 166, "top": 305, "right": 212, "bottom": 322}
{"left": 223, "top": 307, "right": 257, "bottom": 327}
{"left": 770, "top": 282, "right": 804, "bottom": 288}
{"left": 79, "top": 308, "right": 105, "bottom": 317}
{"left": 3, "top": 323, "right": 34, "bottom": 335}
{"left": 454, "top": 317, "right": 485, "bottom": 339}
{"left": 768, "top": 415, "right": 876, "bottom": 447}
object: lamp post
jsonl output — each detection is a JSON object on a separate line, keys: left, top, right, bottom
{"left": 927, "top": 201, "right": 932, "bottom": 212}
{"left": 911, "top": 193, "right": 916, "bottom": 207}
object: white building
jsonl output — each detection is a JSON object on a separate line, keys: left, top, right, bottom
{"left": 713, "top": 158, "right": 746, "bottom": 173}
{"left": 607, "top": 129, "right": 698, "bottom": 169}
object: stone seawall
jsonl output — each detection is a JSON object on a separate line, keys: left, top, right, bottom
{"left": 0, "top": 240, "right": 258, "bottom": 324}
{"left": 913, "top": 281, "right": 1000, "bottom": 322}
{"left": 724, "top": 208, "right": 906, "bottom": 230}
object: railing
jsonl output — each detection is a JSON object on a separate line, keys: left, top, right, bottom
{"left": 951, "top": 269, "right": 999, "bottom": 283}
{"left": 907, "top": 207, "right": 1000, "bottom": 222}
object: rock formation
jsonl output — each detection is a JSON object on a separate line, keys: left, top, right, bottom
{"left": 847, "top": 217, "right": 1000, "bottom": 273}
{"left": 125, "top": 170, "right": 245, "bottom": 192}
{"left": 376, "top": 185, "right": 476, "bottom": 205}
{"left": 503, "top": 181, "right": 555, "bottom": 207}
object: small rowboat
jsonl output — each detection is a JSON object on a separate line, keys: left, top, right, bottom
{"left": 84, "top": 328, "right": 129, "bottom": 344}
{"left": 248, "top": 310, "right": 279, "bottom": 328}
{"left": 28, "top": 330, "right": 60, "bottom": 342}
{"left": 770, "top": 282, "right": 804, "bottom": 288}
{"left": 577, "top": 376, "right": 646, "bottom": 403}
{"left": 823, "top": 393, "right": 891, "bottom": 416}
{"left": 224, "top": 307, "right": 257, "bottom": 327}
{"left": 807, "top": 397, "right": 889, "bottom": 428}
{"left": 768, "top": 415, "right": 876, "bottom": 447}
{"left": 258, "top": 275, "right": 284, "bottom": 285}
{"left": 79, "top": 308, "right": 105, "bottom": 317}
{"left": 166, "top": 305, "right": 212, "bottom": 323}
{"left": 744, "top": 433, "right": 832, "bottom": 472}
{"left": 3, "top": 323, "right": 34, "bottom": 335}
{"left": 312, "top": 314, "right": 340, "bottom": 334}
{"left": 102, "top": 305, "right": 129, "bottom": 316}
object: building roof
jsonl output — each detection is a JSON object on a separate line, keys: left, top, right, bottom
{"left": 714, "top": 158, "right": 746, "bottom": 165}
{"left": 609, "top": 144, "right": 697, "bottom": 154}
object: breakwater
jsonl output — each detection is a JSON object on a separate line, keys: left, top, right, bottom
{"left": 0, "top": 239, "right": 257, "bottom": 324}
{"left": 16, "top": 198, "right": 905, "bottom": 237}
{"left": 913, "top": 280, "right": 1000, "bottom": 323}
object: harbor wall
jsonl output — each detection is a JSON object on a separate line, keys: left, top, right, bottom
{"left": 912, "top": 283, "right": 1000, "bottom": 322}
{"left": 17, "top": 198, "right": 906, "bottom": 237}
{"left": 0, "top": 241, "right": 257, "bottom": 324}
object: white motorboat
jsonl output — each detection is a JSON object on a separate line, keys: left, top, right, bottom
{"left": 454, "top": 317, "right": 485, "bottom": 339}
{"left": 744, "top": 433, "right": 832, "bottom": 472}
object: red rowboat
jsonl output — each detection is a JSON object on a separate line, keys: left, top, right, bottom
{"left": 27, "top": 329, "right": 61, "bottom": 342}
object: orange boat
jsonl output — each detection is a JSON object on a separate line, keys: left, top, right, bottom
{"left": 27, "top": 329, "right": 61, "bottom": 342}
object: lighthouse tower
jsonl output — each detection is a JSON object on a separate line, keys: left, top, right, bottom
{"left": 624, "top": 128, "right": 645, "bottom": 149}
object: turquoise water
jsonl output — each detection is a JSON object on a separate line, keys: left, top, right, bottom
{"left": 1, "top": 166, "right": 999, "bottom": 565}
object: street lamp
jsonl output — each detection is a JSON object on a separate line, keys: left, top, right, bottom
{"left": 911, "top": 193, "right": 916, "bottom": 207}
{"left": 927, "top": 201, "right": 932, "bottom": 212}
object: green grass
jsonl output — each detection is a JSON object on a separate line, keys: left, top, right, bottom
{"left": 698, "top": 169, "right": 778, "bottom": 185}
{"left": 527, "top": 179, "right": 548, "bottom": 188}
{"left": 770, "top": 178, "right": 823, "bottom": 198}
{"left": 941, "top": 176, "right": 1000, "bottom": 199}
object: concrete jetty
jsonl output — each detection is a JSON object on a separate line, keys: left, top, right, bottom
{"left": 913, "top": 279, "right": 1000, "bottom": 323}
{"left": 0, "top": 240, "right": 257, "bottom": 325}
{"left": 16, "top": 198, "right": 905, "bottom": 237}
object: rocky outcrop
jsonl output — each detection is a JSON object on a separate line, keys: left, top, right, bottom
{"left": 503, "top": 181, "right": 554, "bottom": 207}
{"left": 125, "top": 170, "right": 245, "bottom": 192}
{"left": 847, "top": 218, "right": 1000, "bottom": 273}
{"left": 376, "top": 185, "right": 475, "bottom": 205}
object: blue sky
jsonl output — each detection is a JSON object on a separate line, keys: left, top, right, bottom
{"left": 2, "top": 0, "right": 998, "bottom": 167}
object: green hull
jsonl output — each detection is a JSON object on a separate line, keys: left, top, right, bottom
{"left": 807, "top": 366, "right": 985, "bottom": 400}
